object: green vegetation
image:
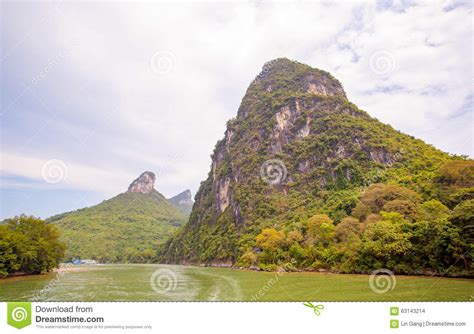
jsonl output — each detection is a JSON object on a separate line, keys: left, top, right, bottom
{"left": 236, "top": 163, "right": 473, "bottom": 276}
{"left": 0, "top": 216, "right": 65, "bottom": 278}
{"left": 237, "top": 178, "right": 472, "bottom": 275}
{"left": 49, "top": 191, "right": 186, "bottom": 263}
{"left": 160, "top": 58, "right": 473, "bottom": 277}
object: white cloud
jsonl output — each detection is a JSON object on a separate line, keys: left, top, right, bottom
{"left": 0, "top": 151, "right": 135, "bottom": 196}
{"left": 1, "top": 0, "right": 472, "bottom": 202}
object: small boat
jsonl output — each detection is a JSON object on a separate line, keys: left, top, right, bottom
{"left": 72, "top": 259, "right": 97, "bottom": 265}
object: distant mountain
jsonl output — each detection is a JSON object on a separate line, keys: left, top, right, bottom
{"left": 48, "top": 171, "right": 186, "bottom": 263}
{"left": 159, "top": 58, "right": 472, "bottom": 276}
{"left": 168, "top": 190, "right": 194, "bottom": 215}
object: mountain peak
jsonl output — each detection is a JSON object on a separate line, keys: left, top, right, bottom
{"left": 236, "top": 58, "right": 346, "bottom": 119}
{"left": 168, "top": 189, "right": 194, "bottom": 215}
{"left": 252, "top": 57, "right": 346, "bottom": 98}
{"left": 182, "top": 189, "right": 192, "bottom": 198}
{"left": 170, "top": 189, "right": 192, "bottom": 201}
{"left": 127, "top": 171, "right": 156, "bottom": 194}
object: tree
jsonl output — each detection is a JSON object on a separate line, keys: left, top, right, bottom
{"left": 411, "top": 219, "right": 466, "bottom": 271}
{"left": 238, "top": 250, "right": 258, "bottom": 267}
{"left": 0, "top": 216, "right": 65, "bottom": 276}
{"left": 255, "top": 228, "right": 285, "bottom": 251}
{"left": 286, "top": 230, "right": 303, "bottom": 245}
{"left": 419, "top": 200, "right": 450, "bottom": 222}
{"left": 363, "top": 213, "right": 382, "bottom": 227}
{"left": 0, "top": 227, "right": 18, "bottom": 277}
{"left": 336, "top": 233, "right": 362, "bottom": 273}
{"left": 435, "top": 160, "right": 474, "bottom": 188}
{"left": 255, "top": 228, "right": 286, "bottom": 264}
{"left": 335, "top": 217, "right": 361, "bottom": 243}
{"left": 450, "top": 199, "right": 474, "bottom": 247}
{"left": 352, "top": 183, "right": 420, "bottom": 220}
{"left": 303, "top": 214, "right": 337, "bottom": 269}
{"left": 382, "top": 199, "right": 419, "bottom": 221}
{"left": 358, "top": 212, "right": 412, "bottom": 271}
{"left": 451, "top": 199, "right": 474, "bottom": 230}
{"left": 305, "top": 214, "right": 336, "bottom": 247}
{"left": 434, "top": 161, "right": 474, "bottom": 207}
{"left": 411, "top": 200, "right": 468, "bottom": 273}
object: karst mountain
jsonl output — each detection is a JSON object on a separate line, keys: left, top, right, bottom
{"left": 159, "top": 58, "right": 472, "bottom": 273}
{"left": 48, "top": 171, "right": 188, "bottom": 262}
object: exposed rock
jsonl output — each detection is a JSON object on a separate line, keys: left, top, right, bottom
{"left": 168, "top": 189, "right": 194, "bottom": 215}
{"left": 369, "top": 148, "right": 395, "bottom": 165}
{"left": 215, "top": 177, "right": 231, "bottom": 212}
{"left": 225, "top": 128, "right": 235, "bottom": 152}
{"left": 127, "top": 171, "right": 156, "bottom": 194}
{"left": 334, "top": 145, "right": 349, "bottom": 159}
{"left": 304, "top": 74, "right": 346, "bottom": 97}
{"left": 297, "top": 160, "right": 311, "bottom": 173}
{"left": 271, "top": 101, "right": 304, "bottom": 153}
{"left": 296, "top": 117, "right": 311, "bottom": 138}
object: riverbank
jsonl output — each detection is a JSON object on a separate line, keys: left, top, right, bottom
{"left": 170, "top": 260, "right": 474, "bottom": 278}
{"left": 0, "top": 263, "right": 98, "bottom": 280}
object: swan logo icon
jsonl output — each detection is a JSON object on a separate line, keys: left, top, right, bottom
{"left": 7, "top": 302, "right": 31, "bottom": 329}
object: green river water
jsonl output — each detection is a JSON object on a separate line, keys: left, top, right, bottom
{"left": 0, "top": 264, "right": 472, "bottom": 301}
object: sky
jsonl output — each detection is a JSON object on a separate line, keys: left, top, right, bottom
{"left": 0, "top": 0, "right": 472, "bottom": 220}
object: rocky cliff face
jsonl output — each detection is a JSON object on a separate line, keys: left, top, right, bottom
{"left": 128, "top": 171, "right": 156, "bottom": 194}
{"left": 160, "top": 58, "right": 450, "bottom": 264}
{"left": 168, "top": 190, "right": 194, "bottom": 215}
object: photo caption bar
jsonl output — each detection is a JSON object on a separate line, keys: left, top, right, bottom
{"left": 0, "top": 302, "right": 472, "bottom": 333}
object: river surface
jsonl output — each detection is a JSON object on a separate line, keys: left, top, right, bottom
{"left": 0, "top": 264, "right": 472, "bottom": 301}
